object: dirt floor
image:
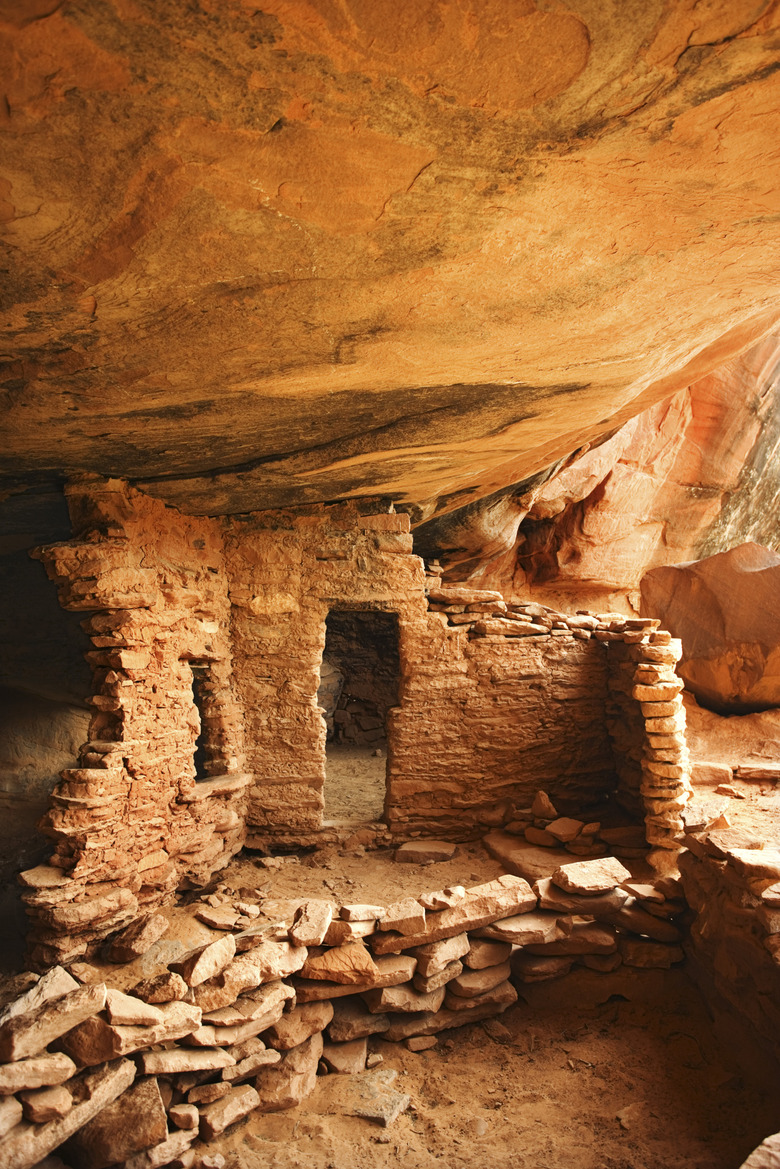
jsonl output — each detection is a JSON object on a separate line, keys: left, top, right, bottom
{"left": 323, "top": 744, "right": 386, "bottom": 822}
{"left": 217, "top": 969, "right": 780, "bottom": 1169}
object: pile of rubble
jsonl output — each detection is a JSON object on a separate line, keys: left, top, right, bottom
{"left": 0, "top": 855, "right": 688, "bottom": 1168}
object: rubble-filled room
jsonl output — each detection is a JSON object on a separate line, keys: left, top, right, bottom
{"left": 2, "top": 2, "right": 780, "bottom": 1168}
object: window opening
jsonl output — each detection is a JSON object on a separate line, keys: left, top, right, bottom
{"left": 190, "top": 661, "right": 212, "bottom": 781}
{"left": 318, "top": 610, "right": 400, "bottom": 822}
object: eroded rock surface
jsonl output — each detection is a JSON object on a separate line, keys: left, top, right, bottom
{"left": 641, "top": 543, "right": 780, "bottom": 713}
{"left": 2, "top": 2, "right": 780, "bottom": 520}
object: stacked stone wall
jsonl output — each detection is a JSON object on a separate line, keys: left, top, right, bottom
{"left": 29, "top": 479, "right": 248, "bottom": 967}
{"left": 0, "top": 858, "right": 687, "bottom": 1169}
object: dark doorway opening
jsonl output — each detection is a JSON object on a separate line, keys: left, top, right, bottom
{"left": 318, "top": 610, "right": 400, "bottom": 822}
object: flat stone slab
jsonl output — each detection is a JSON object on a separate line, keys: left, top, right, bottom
{"left": 0, "top": 984, "right": 107, "bottom": 1063}
{"left": 474, "top": 910, "right": 569, "bottom": 946}
{"left": 0, "top": 1053, "right": 76, "bottom": 1096}
{"left": 315, "top": 1068, "right": 410, "bottom": 1126}
{"left": 371, "top": 876, "right": 536, "bottom": 955}
{"left": 291, "top": 955, "right": 417, "bottom": 1003}
{"left": 551, "top": 857, "right": 632, "bottom": 895}
{"left": 483, "top": 832, "right": 571, "bottom": 882}
{"left": 394, "top": 841, "right": 457, "bottom": 864}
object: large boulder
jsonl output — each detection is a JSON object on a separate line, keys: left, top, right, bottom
{"left": 640, "top": 543, "right": 780, "bottom": 714}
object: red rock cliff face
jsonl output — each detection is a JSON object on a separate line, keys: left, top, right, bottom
{"left": 422, "top": 334, "right": 780, "bottom": 610}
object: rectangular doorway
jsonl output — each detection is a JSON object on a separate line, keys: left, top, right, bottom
{"left": 318, "top": 610, "right": 400, "bottom": 823}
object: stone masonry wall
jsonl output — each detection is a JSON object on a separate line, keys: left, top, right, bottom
{"left": 23, "top": 481, "right": 693, "bottom": 963}
{"left": 223, "top": 506, "right": 628, "bottom": 846}
{"left": 28, "top": 478, "right": 249, "bottom": 967}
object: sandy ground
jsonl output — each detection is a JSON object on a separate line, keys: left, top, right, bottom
{"left": 323, "top": 745, "right": 386, "bottom": 822}
{"left": 217, "top": 969, "right": 780, "bottom": 1169}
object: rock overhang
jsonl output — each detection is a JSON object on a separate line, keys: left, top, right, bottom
{"left": 2, "top": 0, "right": 780, "bottom": 522}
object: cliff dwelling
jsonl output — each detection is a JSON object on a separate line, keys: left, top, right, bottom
{"left": 3, "top": 2, "right": 780, "bottom": 1168}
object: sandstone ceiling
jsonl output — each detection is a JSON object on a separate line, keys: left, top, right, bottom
{"left": 3, "top": 0, "right": 780, "bottom": 522}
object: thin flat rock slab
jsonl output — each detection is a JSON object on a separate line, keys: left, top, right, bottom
{"left": 136, "top": 1047, "right": 236, "bottom": 1075}
{"left": 443, "top": 980, "right": 517, "bottom": 1013}
{"left": 463, "top": 939, "right": 512, "bottom": 971}
{"left": 289, "top": 900, "right": 334, "bottom": 947}
{"left": 394, "top": 841, "right": 456, "bottom": 864}
{"left": 510, "top": 951, "right": 573, "bottom": 983}
{"left": 264, "top": 1001, "right": 334, "bottom": 1052}
{"left": 362, "top": 984, "right": 445, "bottom": 1015}
{"left": 483, "top": 832, "right": 570, "bottom": 883}
{"left": 0, "top": 1052, "right": 76, "bottom": 1096}
{"left": 169, "top": 935, "right": 236, "bottom": 988}
{"left": 446, "top": 962, "right": 512, "bottom": 1000}
{"left": 473, "top": 910, "right": 569, "bottom": 946}
{"left": 315, "top": 1067, "right": 410, "bottom": 1127}
{"left": 383, "top": 993, "right": 516, "bottom": 1042}
{"left": 61, "top": 1076, "right": 167, "bottom": 1169}
{"left": 740, "top": 1133, "right": 780, "bottom": 1169}
{"left": 199, "top": 1084, "right": 260, "bottom": 1141}
{"left": 408, "top": 933, "right": 470, "bottom": 978}
{"left": 525, "top": 922, "right": 618, "bottom": 956}
{"left": 321, "top": 1037, "right": 367, "bottom": 1074}
{"left": 301, "top": 943, "right": 379, "bottom": 985}
{"left": 372, "top": 876, "right": 535, "bottom": 956}
{"left": 534, "top": 876, "right": 630, "bottom": 917}
{"left": 0, "top": 984, "right": 107, "bottom": 1063}
{"left": 291, "top": 955, "right": 417, "bottom": 1002}
{"left": 0, "top": 1058, "right": 135, "bottom": 1169}
{"left": 551, "top": 858, "right": 632, "bottom": 895}
{"left": 105, "top": 914, "right": 169, "bottom": 963}
{"left": 59, "top": 1000, "right": 201, "bottom": 1064}
{"left": 328, "top": 998, "right": 391, "bottom": 1043}
{"left": 254, "top": 1032, "right": 323, "bottom": 1113}
{"left": 0, "top": 968, "right": 79, "bottom": 1027}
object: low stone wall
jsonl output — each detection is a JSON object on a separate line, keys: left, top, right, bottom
{"left": 0, "top": 856, "right": 686, "bottom": 1169}
{"left": 680, "top": 826, "right": 780, "bottom": 1057}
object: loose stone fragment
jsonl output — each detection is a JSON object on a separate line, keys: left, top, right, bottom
{"left": 187, "top": 1083, "right": 231, "bottom": 1105}
{"left": 524, "top": 826, "right": 558, "bottom": 848}
{"left": 169, "top": 936, "right": 236, "bottom": 987}
{"left": 362, "top": 984, "right": 445, "bottom": 1015}
{"left": 418, "top": 887, "right": 466, "bottom": 911}
{"left": 0, "top": 1052, "right": 76, "bottom": 1096}
{"left": 340, "top": 904, "right": 384, "bottom": 922}
{"left": 474, "top": 910, "right": 568, "bottom": 946}
{"left": 510, "top": 952, "right": 573, "bottom": 983}
{"left": 292, "top": 955, "right": 417, "bottom": 1003}
{"left": 133, "top": 972, "right": 188, "bottom": 1004}
{"left": 168, "top": 1104, "right": 199, "bottom": 1131}
{"left": 448, "top": 962, "right": 512, "bottom": 999}
{"left": 60, "top": 1000, "right": 202, "bottom": 1064}
{"left": 199, "top": 1084, "right": 260, "bottom": 1141}
{"left": 0, "top": 1094, "right": 22, "bottom": 1138}
{"left": 372, "top": 876, "right": 536, "bottom": 955}
{"left": 378, "top": 899, "right": 426, "bottom": 935}
{"left": 196, "top": 906, "right": 241, "bottom": 931}
{"left": 532, "top": 792, "right": 558, "bottom": 819}
{"left": 323, "top": 919, "right": 376, "bottom": 946}
{"left": 62, "top": 1074, "right": 167, "bottom": 1169}
{"left": 301, "top": 943, "right": 379, "bottom": 984}
{"left": 0, "top": 968, "right": 79, "bottom": 1027}
{"left": 121, "top": 1128, "right": 198, "bottom": 1169}
{"left": 443, "top": 980, "right": 517, "bottom": 1012}
{"left": 289, "top": 900, "right": 334, "bottom": 947}
{"left": 105, "top": 988, "right": 165, "bottom": 1026}
{"left": 412, "top": 959, "right": 463, "bottom": 993}
{"left": 264, "top": 1001, "right": 334, "bottom": 1051}
{"left": 406, "top": 1035, "right": 438, "bottom": 1052}
{"left": 525, "top": 922, "right": 618, "bottom": 956}
{"left": 137, "top": 1048, "right": 236, "bottom": 1075}
{"left": 254, "top": 1033, "right": 323, "bottom": 1113}
{"left": 409, "top": 933, "right": 470, "bottom": 978}
{"left": 394, "top": 841, "right": 456, "bottom": 864}
{"left": 190, "top": 944, "right": 306, "bottom": 1012}
{"left": 321, "top": 1038, "right": 367, "bottom": 1074}
{"left": 552, "top": 858, "right": 631, "bottom": 895}
{"left": 106, "top": 914, "right": 169, "bottom": 963}
{"left": 223, "top": 1048, "right": 282, "bottom": 1082}
{"left": 19, "top": 1084, "right": 73, "bottom": 1124}
{"left": 603, "top": 904, "right": 682, "bottom": 944}
{"left": 546, "top": 818, "right": 583, "bottom": 842}
{"left": 383, "top": 994, "right": 516, "bottom": 1042}
{"left": 328, "top": 998, "right": 391, "bottom": 1043}
{"left": 463, "top": 939, "right": 512, "bottom": 971}
{"left": 322, "top": 1067, "right": 410, "bottom": 1126}
{"left": 0, "top": 984, "right": 107, "bottom": 1063}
